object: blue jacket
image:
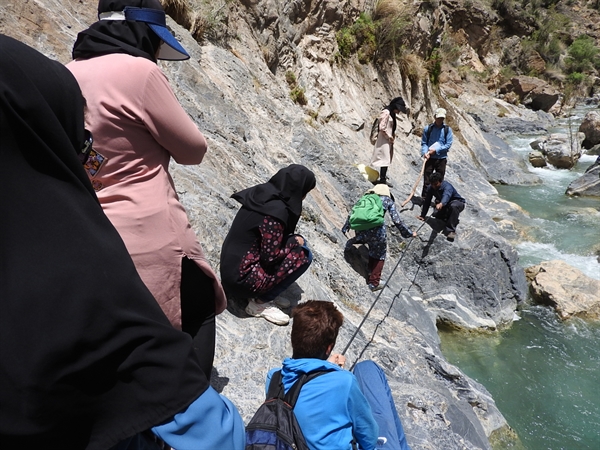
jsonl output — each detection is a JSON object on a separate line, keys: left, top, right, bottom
{"left": 267, "top": 358, "right": 378, "bottom": 450}
{"left": 420, "top": 123, "right": 453, "bottom": 159}
{"left": 152, "top": 387, "right": 245, "bottom": 449}
{"left": 420, "top": 180, "right": 465, "bottom": 217}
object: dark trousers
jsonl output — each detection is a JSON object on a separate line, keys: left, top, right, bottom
{"left": 421, "top": 158, "right": 447, "bottom": 197}
{"left": 378, "top": 166, "right": 388, "bottom": 182}
{"left": 437, "top": 200, "right": 465, "bottom": 233}
{"left": 181, "top": 257, "right": 216, "bottom": 380}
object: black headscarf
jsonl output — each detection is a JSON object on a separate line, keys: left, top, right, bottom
{"left": 72, "top": 0, "right": 163, "bottom": 62}
{"left": 385, "top": 96, "right": 406, "bottom": 134}
{"left": 232, "top": 164, "right": 316, "bottom": 235}
{"left": 0, "top": 34, "right": 206, "bottom": 449}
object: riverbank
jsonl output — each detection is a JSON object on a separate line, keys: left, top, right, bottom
{"left": 441, "top": 102, "right": 600, "bottom": 449}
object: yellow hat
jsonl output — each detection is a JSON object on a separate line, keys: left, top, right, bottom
{"left": 368, "top": 183, "right": 391, "bottom": 197}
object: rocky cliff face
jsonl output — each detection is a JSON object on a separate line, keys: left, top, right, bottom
{"left": 1, "top": 0, "right": 567, "bottom": 448}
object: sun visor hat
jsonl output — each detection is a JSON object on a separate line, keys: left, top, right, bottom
{"left": 99, "top": 7, "right": 190, "bottom": 60}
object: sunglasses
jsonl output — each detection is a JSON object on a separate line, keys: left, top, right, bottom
{"left": 78, "top": 129, "right": 93, "bottom": 164}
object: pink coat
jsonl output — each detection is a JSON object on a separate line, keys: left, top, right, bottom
{"left": 369, "top": 109, "right": 395, "bottom": 168}
{"left": 67, "top": 54, "right": 226, "bottom": 329}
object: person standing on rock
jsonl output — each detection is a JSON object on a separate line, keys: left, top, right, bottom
{"left": 342, "top": 183, "right": 417, "bottom": 291}
{"left": 220, "top": 164, "right": 316, "bottom": 326}
{"left": 67, "top": 0, "right": 226, "bottom": 380}
{"left": 370, "top": 97, "right": 408, "bottom": 185}
{"left": 417, "top": 172, "right": 465, "bottom": 241}
{"left": 420, "top": 107, "right": 454, "bottom": 197}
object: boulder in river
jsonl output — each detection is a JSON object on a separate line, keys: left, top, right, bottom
{"left": 525, "top": 260, "right": 600, "bottom": 320}
{"left": 566, "top": 157, "right": 600, "bottom": 197}
{"left": 579, "top": 111, "right": 600, "bottom": 149}
{"left": 528, "top": 150, "right": 547, "bottom": 167}
{"left": 529, "top": 132, "right": 584, "bottom": 169}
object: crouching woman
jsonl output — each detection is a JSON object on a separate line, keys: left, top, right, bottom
{"left": 220, "top": 164, "right": 316, "bottom": 326}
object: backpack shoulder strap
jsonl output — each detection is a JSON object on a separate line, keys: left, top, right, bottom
{"left": 425, "top": 123, "right": 435, "bottom": 142}
{"left": 283, "top": 370, "right": 333, "bottom": 408}
{"left": 266, "top": 370, "right": 284, "bottom": 400}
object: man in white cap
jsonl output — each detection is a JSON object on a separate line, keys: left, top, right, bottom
{"left": 420, "top": 107, "right": 453, "bottom": 197}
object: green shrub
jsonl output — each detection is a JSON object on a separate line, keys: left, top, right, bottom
{"left": 565, "top": 35, "right": 600, "bottom": 73}
{"left": 336, "top": 13, "right": 377, "bottom": 62}
{"left": 290, "top": 86, "right": 307, "bottom": 105}
{"left": 336, "top": 28, "right": 357, "bottom": 59}
{"left": 567, "top": 72, "right": 585, "bottom": 84}
{"left": 285, "top": 71, "right": 296, "bottom": 86}
{"left": 427, "top": 49, "right": 443, "bottom": 84}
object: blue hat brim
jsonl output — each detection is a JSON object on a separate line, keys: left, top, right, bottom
{"left": 148, "top": 23, "right": 190, "bottom": 61}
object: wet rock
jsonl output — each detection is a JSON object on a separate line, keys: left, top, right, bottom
{"left": 579, "top": 111, "right": 600, "bottom": 149}
{"left": 529, "top": 133, "right": 584, "bottom": 169}
{"left": 526, "top": 260, "right": 600, "bottom": 321}
{"left": 566, "top": 158, "right": 600, "bottom": 197}
{"left": 528, "top": 150, "right": 547, "bottom": 167}
{"left": 587, "top": 143, "right": 600, "bottom": 156}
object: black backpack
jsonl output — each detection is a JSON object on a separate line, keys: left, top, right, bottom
{"left": 245, "top": 370, "right": 330, "bottom": 450}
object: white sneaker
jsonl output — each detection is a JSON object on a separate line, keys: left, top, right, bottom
{"left": 273, "top": 297, "right": 291, "bottom": 308}
{"left": 245, "top": 299, "right": 290, "bottom": 325}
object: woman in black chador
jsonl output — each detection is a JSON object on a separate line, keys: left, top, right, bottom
{"left": 220, "top": 165, "right": 316, "bottom": 326}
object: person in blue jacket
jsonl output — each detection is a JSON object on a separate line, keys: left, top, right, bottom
{"left": 266, "top": 301, "right": 379, "bottom": 450}
{"left": 420, "top": 108, "right": 453, "bottom": 197}
{"left": 417, "top": 172, "right": 466, "bottom": 241}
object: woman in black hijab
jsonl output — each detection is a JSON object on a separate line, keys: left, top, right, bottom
{"left": 0, "top": 34, "right": 243, "bottom": 450}
{"left": 220, "top": 165, "right": 316, "bottom": 326}
{"left": 370, "top": 96, "right": 407, "bottom": 185}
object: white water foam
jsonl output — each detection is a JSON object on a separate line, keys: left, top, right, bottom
{"left": 517, "top": 241, "right": 600, "bottom": 280}
{"left": 579, "top": 154, "right": 598, "bottom": 164}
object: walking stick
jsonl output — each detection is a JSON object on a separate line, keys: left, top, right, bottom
{"left": 400, "top": 158, "right": 427, "bottom": 207}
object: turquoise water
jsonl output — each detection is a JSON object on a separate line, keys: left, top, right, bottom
{"left": 440, "top": 309, "right": 600, "bottom": 449}
{"left": 440, "top": 104, "right": 600, "bottom": 449}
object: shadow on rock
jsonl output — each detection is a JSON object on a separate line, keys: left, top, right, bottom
{"left": 210, "top": 368, "right": 230, "bottom": 394}
{"left": 343, "top": 243, "right": 370, "bottom": 282}
{"left": 420, "top": 218, "right": 444, "bottom": 258}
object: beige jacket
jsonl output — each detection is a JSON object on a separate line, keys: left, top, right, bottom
{"left": 369, "top": 109, "right": 394, "bottom": 168}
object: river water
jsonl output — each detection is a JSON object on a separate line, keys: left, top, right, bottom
{"left": 439, "top": 104, "right": 600, "bottom": 449}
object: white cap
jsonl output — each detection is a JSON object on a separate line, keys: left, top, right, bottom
{"left": 434, "top": 108, "right": 446, "bottom": 119}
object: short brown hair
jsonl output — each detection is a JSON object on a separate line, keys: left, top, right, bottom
{"left": 291, "top": 301, "right": 344, "bottom": 359}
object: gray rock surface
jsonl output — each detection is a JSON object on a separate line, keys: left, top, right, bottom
{"left": 566, "top": 158, "right": 600, "bottom": 197}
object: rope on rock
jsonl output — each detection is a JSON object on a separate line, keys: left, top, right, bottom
{"left": 341, "top": 221, "right": 426, "bottom": 360}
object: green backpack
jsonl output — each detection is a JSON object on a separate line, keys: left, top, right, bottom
{"left": 349, "top": 193, "right": 385, "bottom": 231}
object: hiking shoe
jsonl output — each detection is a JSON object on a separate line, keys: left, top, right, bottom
{"left": 273, "top": 297, "right": 291, "bottom": 308}
{"left": 446, "top": 232, "right": 456, "bottom": 241}
{"left": 245, "top": 299, "right": 290, "bottom": 325}
{"left": 368, "top": 283, "right": 384, "bottom": 292}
